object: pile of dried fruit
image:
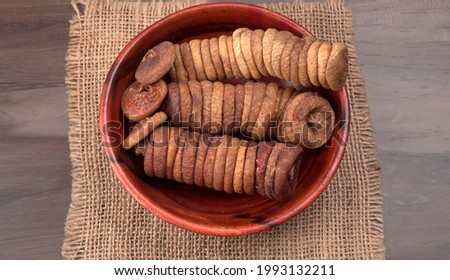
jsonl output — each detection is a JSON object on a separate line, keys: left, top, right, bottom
{"left": 121, "top": 28, "right": 348, "bottom": 202}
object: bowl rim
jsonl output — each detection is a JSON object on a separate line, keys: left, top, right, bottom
{"left": 99, "top": 2, "right": 350, "bottom": 236}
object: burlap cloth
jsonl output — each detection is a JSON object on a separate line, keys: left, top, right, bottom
{"left": 63, "top": 0, "right": 385, "bottom": 259}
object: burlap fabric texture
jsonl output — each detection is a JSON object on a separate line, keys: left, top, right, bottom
{"left": 63, "top": 0, "right": 385, "bottom": 259}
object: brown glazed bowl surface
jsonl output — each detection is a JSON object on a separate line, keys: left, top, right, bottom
{"left": 100, "top": 3, "right": 350, "bottom": 236}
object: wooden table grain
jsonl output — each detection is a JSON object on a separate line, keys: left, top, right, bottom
{"left": 0, "top": 0, "right": 449, "bottom": 259}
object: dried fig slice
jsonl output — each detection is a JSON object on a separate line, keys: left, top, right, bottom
{"left": 223, "top": 137, "right": 240, "bottom": 194}
{"left": 240, "top": 29, "right": 261, "bottom": 79}
{"left": 233, "top": 28, "right": 252, "bottom": 79}
{"left": 251, "top": 29, "right": 269, "bottom": 77}
{"left": 255, "top": 141, "right": 275, "bottom": 198}
{"left": 233, "top": 140, "right": 248, "bottom": 194}
{"left": 166, "top": 127, "right": 182, "bottom": 180}
{"left": 210, "top": 81, "right": 224, "bottom": 134}
{"left": 318, "top": 41, "right": 332, "bottom": 89}
{"left": 152, "top": 126, "right": 170, "bottom": 178}
{"left": 298, "top": 37, "right": 315, "bottom": 88}
{"left": 246, "top": 82, "right": 267, "bottom": 136}
{"left": 178, "top": 81, "right": 192, "bottom": 128}
{"left": 307, "top": 40, "right": 323, "bottom": 87}
{"left": 172, "top": 129, "right": 187, "bottom": 183}
{"left": 252, "top": 82, "right": 278, "bottom": 141}
{"left": 121, "top": 80, "right": 167, "bottom": 121}
{"left": 280, "top": 35, "right": 300, "bottom": 81}
{"left": 243, "top": 141, "right": 257, "bottom": 195}
{"left": 200, "top": 81, "right": 213, "bottom": 133}
{"left": 203, "top": 136, "right": 221, "bottom": 188}
{"left": 200, "top": 39, "right": 218, "bottom": 81}
{"left": 232, "top": 84, "right": 245, "bottom": 136}
{"left": 173, "top": 43, "right": 188, "bottom": 82}
{"left": 123, "top": 111, "right": 167, "bottom": 150}
{"left": 189, "top": 39, "right": 207, "bottom": 81}
{"left": 182, "top": 130, "right": 200, "bottom": 185}
{"left": 193, "top": 133, "right": 211, "bottom": 187}
{"left": 271, "top": 30, "right": 293, "bottom": 79}
{"left": 264, "top": 142, "right": 284, "bottom": 199}
{"left": 273, "top": 143, "right": 303, "bottom": 202}
{"left": 209, "top": 37, "right": 226, "bottom": 80}
{"left": 180, "top": 42, "right": 197, "bottom": 80}
{"left": 227, "top": 36, "right": 244, "bottom": 79}
{"left": 218, "top": 35, "right": 234, "bottom": 80}
{"left": 135, "top": 41, "right": 175, "bottom": 85}
{"left": 222, "top": 83, "right": 236, "bottom": 135}
{"left": 213, "top": 135, "right": 231, "bottom": 192}
{"left": 164, "top": 82, "right": 181, "bottom": 126}
{"left": 143, "top": 134, "right": 155, "bottom": 177}
{"left": 188, "top": 80, "right": 202, "bottom": 132}
{"left": 262, "top": 28, "right": 278, "bottom": 77}
{"left": 325, "top": 42, "right": 348, "bottom": 91}
{"left": 289, "top": 41, "right": 303, "bottom": 87}
{"left": 240, "top": 82, "right": 254, "bottom": 133}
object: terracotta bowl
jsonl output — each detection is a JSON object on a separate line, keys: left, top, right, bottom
{"left": 100, "top": 3, "right": 350, "bottom": 236}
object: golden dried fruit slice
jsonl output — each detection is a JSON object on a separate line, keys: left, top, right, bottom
{"left": 152, "top": 126, "right": 170, "bottom": 178}
{"left": 271, "top": 30, "right": 294, "bottom": 79}
{"left": 200, "top": 39, "right": 218, "bottom": 81}
{"left": 317, "top": 41, "right": 332, "bottom": 89}
{"left": 251, "top": 29, "right": 270, "bottom": 77}
{"left": 178, "top": 81, "right": 192, "bottom": 128}
{"left": 218, "top": 35, "right": 234, "bottom": 80}
{"left": 180, "top": 42, "right": 197, "bottom": 80}
{"left": 273, "top": 143, "right": 303, "bottom": 202}
{"left": 182, "top": 130, "right": 200, "bottom": 185}
{"left": 189, "top": 39, "right": 207, "bottom": 81}
{"left": 223, "top": 137, "right": 240, "bottom": 194}
{"left": 233, "top": 28, "right": 252, "bottom": 79}
{"left": 264, "top": 142, "right": 284, "bottom": 199}
{"left": 166, "top": 127, "right": 182, "bottom": 180}
{"left": 203, "top": 136, "right": 221, "bottom": 188}
{"left": 135, "top": 41, "right": 175, "bottom": 85}
{"left": 232, "top": 84, "right": 245, "bottom": 136}
{"left": 213, "top": 135, "right": 231, "bottom": 192}
{"left": 262, "top": 28, "right": 278, "bottom": 77}
{"left": 123, "top": 111, "right": 167, "bottom": 150}
{"left": 227, "top": 36, "right": 244, "bottom": 79}
{"left": 209, "top": 37, "right": 226, "bottom": 80}
{"left": 252, "top": 82, "right": 278, "bottom": 141}
{"left": 307, "top": 40, "right": 323, "bottom": 87}
{"left": 172, "top": 129, "right": 187, "bottom": 183}
{"left": 200, "top": 81, "right": 213, "bottom": 133}
{"left": 210, "top": 81, "right": 224, "bottom": 134}
{"left": 243, "top": 141, "right": 257, "bottom": 195}
{"left": 240, "top": 29, "right": 262, "bottom": 79}
{"left": 222, "top": 83, "right": 236, "bottom": 135}
{"left": 121, "top": 80, "right": 168, "bottom": 122}
{"left": 245, "top": 82, "right": 267, "bottom": 136}
{"left": 188, "top": 80, "right": 203, "bottom": 132}
{"left": 173, "top": 43, "right": 188, "bottom": 82}
{"left": 288, "top": 41, "right": 303, "bottom": 87}
{"left": 280, "top": 36, "right": 300, "bottom": 81}
{"left": 325, "top": 42, "right": 348, "bottom": 91}
{"left": 298, "top": 37, "right": 315, "bottom": 87}
{"left": 193, "top": 133, "right": 212, "bottom": 187}
{"left": 232, "top": 140, "right": 249, "bottom": 194}
{"left": 240, "top": 82, "right": 254, "bottom": 134}
{"left": 255, "top": 141, "right": 275, "bottom": 198}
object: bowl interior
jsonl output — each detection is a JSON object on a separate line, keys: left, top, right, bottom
{"left": 100, "top": 3, "right": 349, "bottom": 236}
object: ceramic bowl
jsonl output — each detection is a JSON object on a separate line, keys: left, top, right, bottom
{"left": 100, "top": 3, "right": 349, "bottom": 236}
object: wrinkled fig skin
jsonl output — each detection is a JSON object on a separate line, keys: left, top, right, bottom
{"left": 121, "top": 80, "right": 168, "bottom": 122}
{"left": 135, "top": 41, "right": 175, "bottom": 85}
{"left": 273, "top": 144, "right": 303, "bottom": 202}
{"left": 122, "top": 111, "right": 167, "bottom": 150}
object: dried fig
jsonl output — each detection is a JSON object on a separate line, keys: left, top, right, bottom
{"left": 222, "top": 83, "right": 235, "bottom": 135}
{"left": 188, "top": 80, "right": 202, "bottom": 132}
{"left": 203, "top": 136, "right": 221, "bottom": 188}
{"left": 318, "top": 41, "right": 332, "bottom": 89}
{"left": 189, "top": 39, "right": 207, "bottom": 81}
{"left": 182, "top": 130, "right": 200, "bottom": 185}
{"left": 200, "top": 81, "right": 213, "bottom": 133}
{"left": 193, "top": 133, "right": 211, "bottom": 187}
{"left": 232, "top": 140, "right": 248, "bottom": 194}
{"left": 276, "top": 87, "right": 295, "bottom": 122}
{"left": 307, "top": 40, "right": 323, "bottom": 87}
{"left": 232, "top": 28, "right": 252, "bottom": 79}
{"left": 240, "top": 82, "right": 254, "bottom": 134}
{"left": 271, "top": 30, "right": 294, "bottom": 79}
{"left": 143, "top": 135, "right": 155, "bottom": 177}
{"left": 218, "top": 35, "right": 234, "bottom": 80}
{"left": 173, "top": 43, "right": 188, "bottom": 82}
{"left": 262, "top": 28, "right": 278, "bottom": 77}
{"left": 232, "top": 84, "right": 245, "bottom": 136}
{"left": 164, "top": 82, "right": 181, "bottom": 126}
{"left": 223, "top": 137, "right": 240, "bottom": 193}
{"left": 178, "top": 81, "right": 192, "bottom": 128}
{"left": 180, "top": 42, "right": 197, "bottom": 80}
{"left": 121, "top": 80, "right": 168, "bottom": 122}
{"left": 209, "top": 37, "right": 226, "bottom": 80}
{"left": 289, "top": 41, "right": 303, "bottom": 87}
{"left": 251, "top": 29, "right": 270, "bottom": 77}
{"left": 243, "top": 141, "right": 257, "bottom": 195}
{"left": 166, "top": 127, "right": 182, "bottom": 179}
{"left": 227, "top": 36, "right": 244, "bottom": 79}
{"left": 298, "top": 37, "right": 315, "bottom": 88}
{"left": 264, "top": 142, "right": 284, "bottom": 199}
{"left": 152, "top": 126, "right": 170, "bottom": 178}
{"left": 246, "top": 82, "right": 267, "bottom": 136}
{"left": 210, "top": 81, "right": 224, "bottom": 134}
{"left": 172, "top": 129, "right": 187, "bottom": 183}
{"left": 200, "top": 39, "right": 218, "bottom": 81}
{"left": 213, "top": 135, "right": 231, "bottom": 192}
{"left": 240, "top": 29, "right": 261, "bottom": 79}
{"left": 280, "top": 35, "right": 300, "bottom": 81}
{"left": 255, "top": 141, "right": 275, "bottom": 198}
{"left": 252, "top": 82, "right": 278, "bottom": 140}
{"left": 135, "top": 41, "right": 175, "bottom": 85}
{"left": 273, "top": 143, "right": 303, "bottom": 202}
{"left": 122, "top": 111, "right": 167, "bottom": 150}
{"left": 325, "top": 42, "right": 348, "bottom": 91}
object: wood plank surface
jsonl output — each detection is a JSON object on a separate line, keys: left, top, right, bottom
{"left": 0, "top": 0, "right": 449, "bottom": 259}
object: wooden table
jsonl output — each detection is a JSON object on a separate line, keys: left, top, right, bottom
{"left": 1, "top": 0, "right": 449, "bottom": 259}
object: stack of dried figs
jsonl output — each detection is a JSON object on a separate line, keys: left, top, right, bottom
{"left": 121, "top": 28, "right": 348, "bottom": 202}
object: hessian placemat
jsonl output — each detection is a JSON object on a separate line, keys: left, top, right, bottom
{"left": 62, "top": 0, "right": 385, "bottom": 259}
